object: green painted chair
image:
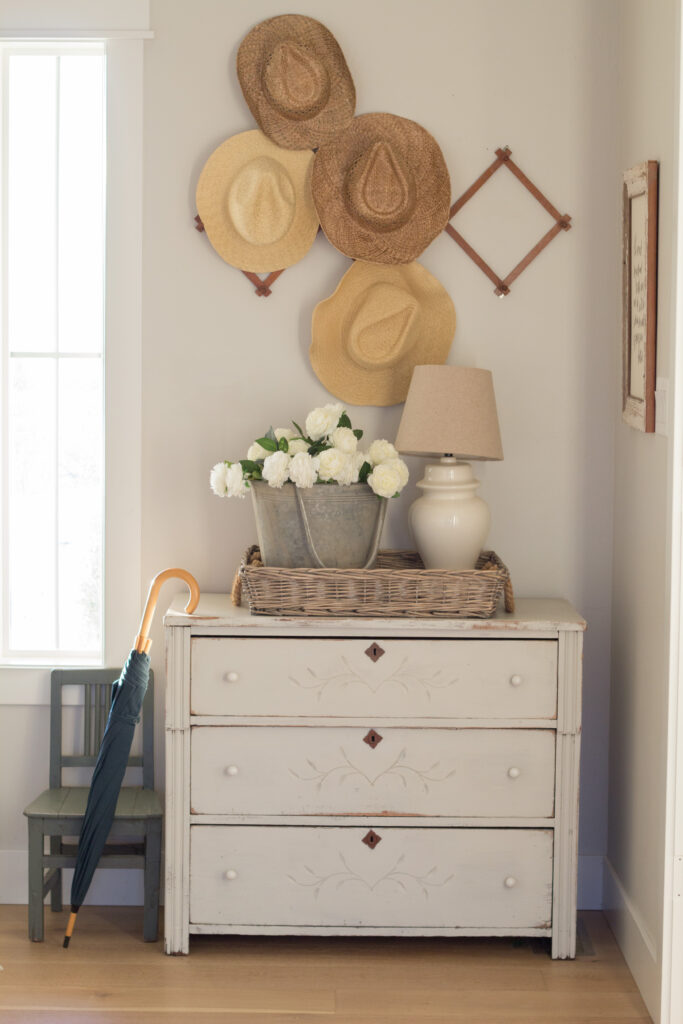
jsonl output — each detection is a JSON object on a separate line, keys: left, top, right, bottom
{"left": 23, "top": 669, "right": 162, "bottom": 942}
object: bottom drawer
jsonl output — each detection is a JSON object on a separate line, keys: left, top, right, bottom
{"left": 190, "top": 826, "right": 553, "bottom": 929}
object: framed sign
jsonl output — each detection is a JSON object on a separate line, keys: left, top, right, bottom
{"left": 622, "top": 161, "right": 658, "bottom": 432}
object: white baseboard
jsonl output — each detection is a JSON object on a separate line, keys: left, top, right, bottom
{"left": 1, "top": 848, "right": 603, "bottom": 909}
{"left": 603, "top": 857, "right": 660, "bottom": 1023}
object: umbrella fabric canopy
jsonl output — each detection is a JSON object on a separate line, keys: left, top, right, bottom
{"left": 63, "top": 649, "right": 150, "bottom": 946}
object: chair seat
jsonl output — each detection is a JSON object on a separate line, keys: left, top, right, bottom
{"left": 24, "top": 786, "right": 162, "bottom": 820}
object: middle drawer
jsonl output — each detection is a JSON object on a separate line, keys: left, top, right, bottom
{"left": 190, "top": 726, "right": 556, "bottom": 818}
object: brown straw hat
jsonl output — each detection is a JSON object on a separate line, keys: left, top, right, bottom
{"left": 196, "top": 130, "right": 319, "bottom": 272}
{"left": 237, "top": 15, "right": 356, "bottom": 151}
{"left": 311, "top": 113, "right": 451, "bottom": 264}
{"left": 310, "top": 260, "right": 456, "bottom": 406}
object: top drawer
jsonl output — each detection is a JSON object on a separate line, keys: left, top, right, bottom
{"left": 190, "top": 638, "right": 557, "bottom": 720}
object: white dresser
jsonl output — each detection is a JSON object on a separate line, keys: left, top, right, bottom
{"left": 163, "top": 596, "right": 585, "bottom": 958}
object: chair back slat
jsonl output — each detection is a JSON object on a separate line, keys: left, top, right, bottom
{"left": 50, "top": 668, "right": 155, "bottom": 789}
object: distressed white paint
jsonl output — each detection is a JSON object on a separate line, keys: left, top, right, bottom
{"left": 165, "top": 596, "right": 583, "bottom": 956}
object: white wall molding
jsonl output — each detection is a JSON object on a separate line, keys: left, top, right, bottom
{"left": 603, "top": 857, "right": 659, "bottom": 1020}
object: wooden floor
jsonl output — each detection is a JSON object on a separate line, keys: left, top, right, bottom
{"left": 0, "top": 907, "right": 651, "bottom": 1023}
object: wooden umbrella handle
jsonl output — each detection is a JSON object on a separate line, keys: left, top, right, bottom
{"left": 134, "top": 568, "right": 200, "bottom": 654}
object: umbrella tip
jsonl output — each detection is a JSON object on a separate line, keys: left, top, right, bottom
{"left": 63, "top": 907, "right": 79, "bottom": 948}
{"left": 63, "top": 935, "right": 71, "bottom": 949}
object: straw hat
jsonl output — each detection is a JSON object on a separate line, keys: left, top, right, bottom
{"left": 196, "top": 130, "right": 319, "bottom": 272}
{"left": 237, "top": 15, "right": 356, "bottom": 151}
{"left": 310, "top": 260, "right": 456, "bottom": 406}
{"left": 311, "top": 113, "right": 451, "bottom": 264}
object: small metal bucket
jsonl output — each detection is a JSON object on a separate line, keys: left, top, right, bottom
{"left": 250, "top": 481, "right": 387, "bottom": 569}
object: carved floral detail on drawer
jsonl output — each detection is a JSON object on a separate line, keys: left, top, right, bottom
{"left": 288, "top": 851, "right": 454, "bottom": 900}
{"left": 289, "top": 655, "right": 457, "bottom": 700}
{"left": 289, "top": 746, "right": 456, "bottom": 792}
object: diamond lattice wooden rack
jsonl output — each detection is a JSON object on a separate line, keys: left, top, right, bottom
{"left": 445, "top": 147, "right": 572, "bottom": 296}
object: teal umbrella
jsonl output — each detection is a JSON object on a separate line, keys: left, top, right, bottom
{"left": 63, "top": 569, "right": 200, "bottom": 948}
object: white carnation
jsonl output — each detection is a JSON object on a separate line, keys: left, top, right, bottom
{"left": 274, "top": 427, "right": 295, "bottom": 442}
{"left": 289, "top": 452, "right": 320, "bottom": 488}
{"left": 305, "top": 403, "right": 344, "bottom": 441}
{"left": 287, "top": 438, "right": 309, "bottom": 456}
{"left": 262, "top": 450, "right": 290, "bottom": 488}
{"left": 382, "top": 457, "right": 409, "bottom": 490}
{"left": 210, "top": 461, "right": 230, "bottom": 496}
{"left": 367, "top": 439, "right": 399, "bottom": 466}
{"left": 318, "top": 447, "right": 347, "bottom": 481}
{"left": 368, "top": 462, "right": 403, "bottom": 498}
{"left": 335, "top": 453, "right": 360, "bottom": 485}
{"left": 225, "top": 463, "right": 248, "bottom": 498}
{"left": 330, "top": 426, "right": 358, "bottom": 454}
{"left": 247, "top": 442, "right": 269, "bottom": 461}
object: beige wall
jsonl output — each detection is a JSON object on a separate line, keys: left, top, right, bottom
{"left": 606, "top": 0, "right": 680, "bottom": 1019}
{"left": 140, "top": 0, "right": 619, "bottom": 900}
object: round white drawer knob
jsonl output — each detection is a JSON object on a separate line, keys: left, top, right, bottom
{"left": 510, "top": 674, "right": 523, "bottom": 687}
{"left": 225, "top": 869, "right": 237, "bottom": 881}
{"left": 507, "top": 767, "right": 521, "bottom": 779}
{"left": 504, "top": 876, "right": 517, "bottom": 888}
{"left": 225, "top": 671, "right": 239, "bottom": 683}
{"left": 225, "top": 765, "right": 239, "bottom": 776}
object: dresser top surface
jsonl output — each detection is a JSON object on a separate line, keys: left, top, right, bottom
{"left": 164, "top": 595, "right": 586, "bottom": 635}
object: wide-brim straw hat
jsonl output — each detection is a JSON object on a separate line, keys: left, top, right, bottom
{"left": 311, "top": 113, "right": 451, "bottom": 264}
{"left": 237, "top": 14, "right": 356, "bottom": 151}
{"left": 310, "top": 260, "right": 456, "bottom": 406}
{"left": 196, "top": 129, "right": 319, "bottom": 272}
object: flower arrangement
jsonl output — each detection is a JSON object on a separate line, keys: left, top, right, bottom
{"left": 210, "top": 403, "right": 409, "bottom": 501}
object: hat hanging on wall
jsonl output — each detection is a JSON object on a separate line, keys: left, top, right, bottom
{"left": 311, "top": 113, "right": 451, "bottom": 265}
{"left": 196, "top": 129, "right": 319, "bottom": 273}
{"left": 310, "top": 260, "right": 456, "bottom": 406}
{"left": 237, "top": 14, "right": 356, "bottom": 151}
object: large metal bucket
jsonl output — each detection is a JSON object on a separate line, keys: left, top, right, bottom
{"left": 250, "top": 481, "right": 387, "bottom": 569}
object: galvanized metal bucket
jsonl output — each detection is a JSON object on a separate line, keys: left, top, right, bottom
{"left": 250, "top": 481, "right": 387, "bottom": 569}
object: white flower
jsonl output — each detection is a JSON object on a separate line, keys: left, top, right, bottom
{"left": 225, "top": 463, "right": 248, "bottom": 498}
{"left": 305, "top": 403, "right": 344, "bottom": 441}
{"left": 247, "top": 442, "right": 269, "bottom": 461}
{"left": 330, "top": 426, "right": 358, "bottom": 454}
{"left": 368, "top": 462, "right": 403, "bottom": 498}
{"left": 210, "top": 461, "right": 230, "bottom": 496}
{"left": 382, "top": 457, "right": 409, "bottom": 490}
{"left": 289, "top": 452, "right": 320, "bottom": 488}
{"left": 274, "top": 427, "right": 295, "bottom": 442}
{"left": 335, "top": 453, "right": 360, "bottom": 485}
{"left": 317, "top": 447, "right": 347, "bottom": 482}
{"left": 287, "top": 438, "right": 309, "bottom": 456}
{"left": 262, "top": 450, "right": 290, "bottom": 488}
{"left": 367, "top": 439, "right": 399, "bottom": 466}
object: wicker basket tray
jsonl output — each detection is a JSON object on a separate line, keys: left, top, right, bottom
{"left": 233, "top": 546, "right": 514, "bottom": 619}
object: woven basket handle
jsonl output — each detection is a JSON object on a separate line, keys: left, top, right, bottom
{"left": 294, "top": 488, "right": 387, "bottom": 570}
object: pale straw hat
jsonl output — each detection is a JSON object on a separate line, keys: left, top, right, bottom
{"left": 311, "top": 113, "right": 451, "bottom": 264}
{"left": 196, "top": 130, "right": 319, "bottom": 272}
{"left": 310, "top": 260, "right": 456, "bottom": 406}
{"left": 237, "top": 15, "right": 356, "bottom": 151}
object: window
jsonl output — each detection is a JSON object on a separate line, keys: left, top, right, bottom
{"left": 1, "top": 43, "right": 106, "bottom": 664}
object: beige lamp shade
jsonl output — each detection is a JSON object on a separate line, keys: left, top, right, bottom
{"left": 395, "top": 365, "right": 503, "bottom": 460}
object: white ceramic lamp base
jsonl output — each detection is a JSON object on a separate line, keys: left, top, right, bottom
{"left": 409, "top": 457, "right": 490, "bottom": 570}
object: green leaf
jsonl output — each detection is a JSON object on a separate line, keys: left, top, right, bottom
{"left": 265, "top": 426, "right": 277, "bottom": 442}
{"left": 278, "top": 436, "right": 289, "bottom": 452}
{"left": 338, "top": 411, "right": 351, "bottom": 429}
{"left": 309, "top": 441, "right": 332, "bottom": 456}
{"left": 255, "top": 436, "right": 278, "bottom": 452}
{"left": 353, "top": 428, "right": 363, "bottom": 440}
{"left": 358, "top": 460, "right": 372, "bottom": 483}
{"left": 240, "top": 459, "right": 263, "bottom": 476}
{"left": 292, "top": 420, "right": 304, "bottom": 436}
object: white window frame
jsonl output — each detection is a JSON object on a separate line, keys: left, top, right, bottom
{"left": 0, "top": 2, "right": 151, "bottom": 704}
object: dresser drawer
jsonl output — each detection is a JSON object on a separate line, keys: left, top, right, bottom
{"left": 190, "top": 638, "right": 557, "bottom": 719}
{"left": 190, "top": 825, "right": 553, "bottom": 929}
{"left": 190, "top": 726, "right": 556, "bottom": 817}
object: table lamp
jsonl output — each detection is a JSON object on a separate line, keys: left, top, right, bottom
{"left": 395, "top": 365, "right": 503, "bottom": 570}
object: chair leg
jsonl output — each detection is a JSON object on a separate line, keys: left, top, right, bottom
{"left": 143, "top": 819, "right": 162, "bottom": 941}
{"left": 49, "top": 836, "right": 63, "bottom": 912}
{"left": 27, "top": 818, "right": 45, "bottom": 942}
